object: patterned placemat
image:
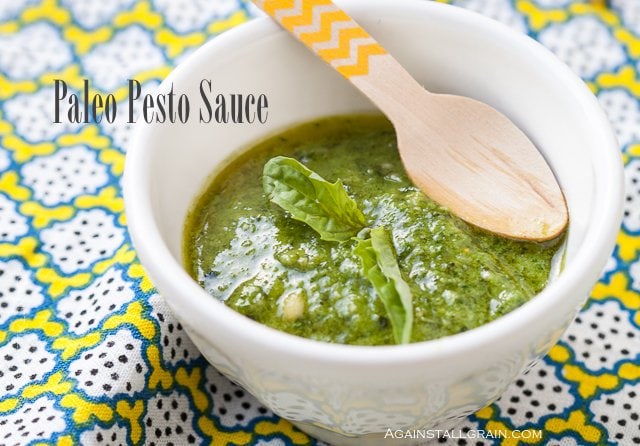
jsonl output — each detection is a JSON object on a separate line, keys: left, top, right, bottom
{"left": 0, "top": 0, "right": 638, "bottom": 445}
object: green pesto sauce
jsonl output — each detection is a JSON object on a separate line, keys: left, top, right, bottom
{"left": 184, "top": 115, "right": 564, "bottom": 345}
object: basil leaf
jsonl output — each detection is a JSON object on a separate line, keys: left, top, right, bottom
{"left": 263, "top": 156, "right": 366, "bottom": 241}
{"left": 355, "top": 227, "right": 413, "bottom": 344}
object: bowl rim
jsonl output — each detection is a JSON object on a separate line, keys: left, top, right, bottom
{"left": 124, "top": 0, "right": 623, "bottom": 366}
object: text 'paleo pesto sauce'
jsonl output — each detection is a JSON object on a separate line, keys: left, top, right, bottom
{"left": 183, "top": 115, "right": 565, "bottom": 346}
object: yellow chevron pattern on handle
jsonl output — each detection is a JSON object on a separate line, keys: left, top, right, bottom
{"left": 255, "top": 0, "right": 387, "bottom": 78}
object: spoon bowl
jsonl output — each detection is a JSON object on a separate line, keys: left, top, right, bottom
{"left": 395, "top": 89, "right": 568, "bottom": 240}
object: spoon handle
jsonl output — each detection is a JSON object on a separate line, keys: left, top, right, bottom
{"left": 253, "top": 0, "right": 421, "bottom": 114}
{"left": 254, "top": 0, "right": 386, "bottom": 76}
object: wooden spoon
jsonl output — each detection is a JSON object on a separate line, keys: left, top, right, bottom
{"left": 253, "top": 0, "right": 568, "bottom": 241}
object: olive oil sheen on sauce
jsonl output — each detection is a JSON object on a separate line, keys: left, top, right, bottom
{"left": 184, "top": 115, "right": 564, "bottom": 346}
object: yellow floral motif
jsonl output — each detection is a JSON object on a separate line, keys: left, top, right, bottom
{"left": 114, "top": 1, "right": 164, "bottom": 29}
{"left": 103, "top": 302, "right": 156, "bottom": 339}
{"left": 116, "top": 400, "right": 145, "bottom": 444}
{"left": 176, "top": 367, "right": 209, "bottom": 411}
{"left": 516, "top": 0, "right": 568, "bottom": 29}
{"left": 52, "top": 332, "right": 102, "bottom": 360}
{"left": 616, "top": 231, "right": 640, "bottom": 262}
{"left": 562, "top": 365, "right": 618, "bottom": 398}
{"left": 20, "top": 201, "right": 75, "bottom": 229}
{"left": 63, "top": 26, "right": 114, "bottom": 55}
{"left": 22, "top": 0, "right": 71, "bottom": 26}
{"left": 60, "top": 394, "right": 114, "bottom": 424}
{"left": 614, "top": 28, "right": 640, "bottom": 59}
{"left": 0, "top": 237, "right": 47, "bottom": 267}
{"left": 40, "top": 65, "right": 84, "bottom": 89}
{"left": 75, "top": 186, "right": 124, "bottom": 213}
{"left": 93, "top": 244, "right": 137, "bottom": 274}
{"left": 9, "top": 310, "right": 64, "bottom": 337}
{"left": 207, "top": 10, "right": 250, "bottom": 34}
{"left": 127, "top": 263, "right": 155, "bottom": 292}
{"left": 596, "top": 65, "right": 640, "bottom": 96}
{"left": 2, "top": 134, "right": 56, "bottom": 163}
{"left": 0, "top": 74, "right": 37, "bottom": 100}
{"left": 99, "top": 149, "right": 126, "bottom": 176}
{"left": 591, "top": 271, "right": 640, "bottom": 310}
{"left": 146, "top": 344, "right": 174, "bottom": 390}
{"left": 35, "top": 268, "right": 92, "bottom": 298}
{"left": 0, "top": 171, "right": 32, "bottom": 201}
{"left": 57, "top": 125, "right": 111, "bottom": 149}
{"left": 198, "top": 416, "right": 253, "bottom": 446}
{"left": 155, "top": 29, "right": 206, "bottom": 59}
{"left": 545, "top": 410, "right": 603, "bottom": 443}
{"left": 22, "top": 372, "right": 73, "bottom": 398}
{"left": 570, "top": 3, "right": 619, "bottom": 25}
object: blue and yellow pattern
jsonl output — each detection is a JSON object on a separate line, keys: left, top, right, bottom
{"left": 0, "top": 0, "right": 639, "bottom": 444}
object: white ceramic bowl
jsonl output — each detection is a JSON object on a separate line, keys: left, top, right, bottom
{"left": 124, "top": 1, "right": 623, "bottom": 444}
